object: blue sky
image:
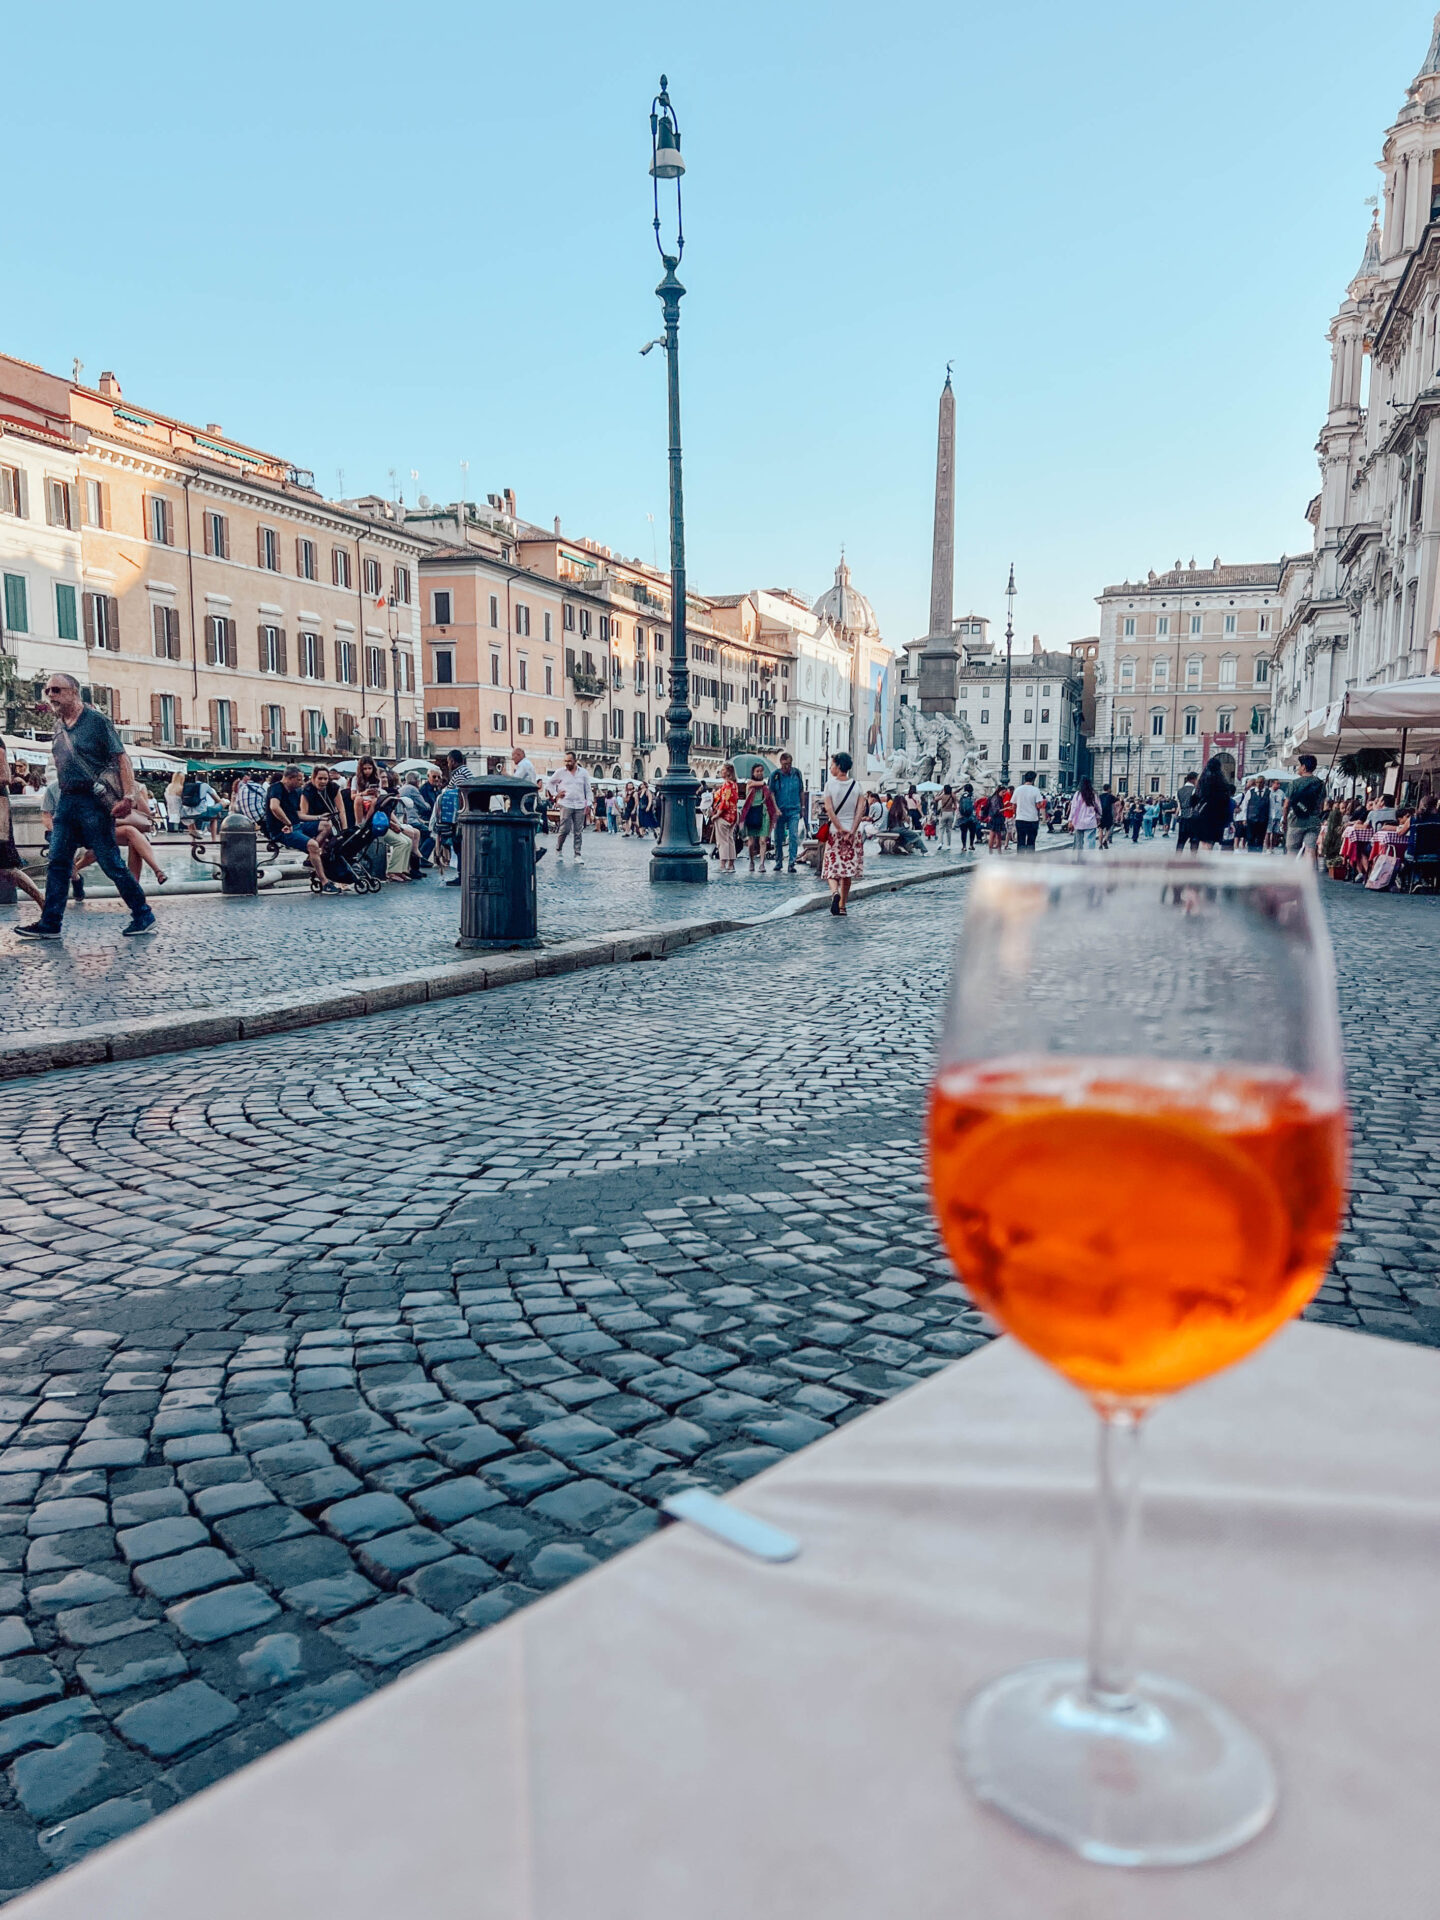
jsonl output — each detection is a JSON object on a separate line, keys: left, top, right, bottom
{"left": 3, "top": 2, "right": 1428, "bottom": 648}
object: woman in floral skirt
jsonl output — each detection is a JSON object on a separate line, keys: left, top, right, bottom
{"left": 821, "top": 750, "right": 863, "bottom": 916}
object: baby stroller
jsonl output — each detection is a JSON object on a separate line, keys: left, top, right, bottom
{"left": 316, "top": 811, "right": 389, "bottom": 894}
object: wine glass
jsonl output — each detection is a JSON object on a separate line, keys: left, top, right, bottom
{"left": 927, "top": 854, "right": 1347, "bottom": 1866}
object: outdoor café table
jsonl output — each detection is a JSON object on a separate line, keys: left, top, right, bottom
{"left": 10, "top": 1321, "right": 1435, "bottom": 1920}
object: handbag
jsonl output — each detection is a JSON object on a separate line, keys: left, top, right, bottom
{"left": 817, "top": 780, "right": 856, "bottom": 846}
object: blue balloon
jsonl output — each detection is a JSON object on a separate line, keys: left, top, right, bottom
{"left": 372, "top": 812, "right": 389, "bottom": 832}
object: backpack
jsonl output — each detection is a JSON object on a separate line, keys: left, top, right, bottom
{"left": 182, "top": 777, "right": 201, "bottom": 807}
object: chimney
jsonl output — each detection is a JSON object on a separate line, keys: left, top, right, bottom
{"left": 97, "top": 372, "right": 121, "bottom": 399}
{"left": 206, "top": 423, "right": 222, "bottom": 436}
{"left": 503, "top": 488, "right": 516, "bottom": 517}
{"left": 554, "top": 516, "right": 561, "bottom": 535}
{"left": 1032, "top": 633, "right": 1041, "bottom": 657}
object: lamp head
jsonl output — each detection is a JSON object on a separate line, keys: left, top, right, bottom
{"left": 650, "top": 113, "right": 685, "bottom": 180}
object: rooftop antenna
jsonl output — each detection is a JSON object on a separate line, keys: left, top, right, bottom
{"left": 647, "top": 512, "right": 657, "bottom": 568}
{"left": 460, "top": 460, "right": 470, "bottom": 511}
{"left": 72, "top": 358, "right": 83, "bottom": 385}
{"left": 337, "top": 468, "right": 345, "bottom": 498}
{"left": 388, "top": 467, "right": 399, "bottom": 503}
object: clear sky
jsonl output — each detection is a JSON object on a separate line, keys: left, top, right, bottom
{"left": 3, "top": 1, "right": 1429, "bottom": 650}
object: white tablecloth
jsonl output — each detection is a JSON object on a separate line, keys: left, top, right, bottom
{"left": 10, "top": 1321, "right": 1437, "bottom": 1919}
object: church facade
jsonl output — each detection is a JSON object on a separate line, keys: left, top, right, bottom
{"left": 1274, "top": 17, "right": 1440, "bottom": 750}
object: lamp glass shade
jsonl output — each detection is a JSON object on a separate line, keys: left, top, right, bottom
{"left": 650, "top": 121, "right": 685, "bottom": 180}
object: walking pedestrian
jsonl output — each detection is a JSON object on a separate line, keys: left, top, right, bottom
{"left": 1266, "top": 778, "right": 1285, "bottom": 851}
{"left": 1242, "top": 777, "right": 1269, "bottom": 852}
{"left": 987, "top": 788, "right": 1007, "bottom": 853}
{"left": 1067, "top": 777, "right": 1100, "bottom": 853}
{"left": 548, "top": 752, "right": 592, "bottom": 863}
{"left": 1175, "top": 771, "right": 1200, "bottom": 851}
{"left": 439, "top": 749, "right": 468, "bottom": 884}
{"left": 1013, "top": 771, "right": 1042, "bottom": 851}
{"left": 820, "top": 750, "right": 863, "bottom": 915}
{"left": 1282, "top": 753, "right": 1327, "bottom": 865}
{"left": 739, "top": 762, "right": 777, "bottom": 871}
{"left": 957, "top": 783, "right": 978, "bottom": 850}
{"left": 1098, "top": 784, "right": 1116, "bottom": 849}
{"left": 937, "top": 784, "right": 958, "bottom": 851}
{"left": 1125, "top": 796, "right": 1143, "bottom": 843}
{"left": 16, "top": 673, "right": 156, "bottom": 940}
{"left": 711, "top": 763, "right": 740, "bottom": 870}
{"left": 163, "top": 768, "right": 186, "bottom": 833}
{"left": 1142, "top": 797, "right": 1159, "bottom": 839}
{"left": 1193, "top": 755, "right": 1235, "bottom": 849}
{"left": 767, "top": 752, "right": 805, "bottom": 872}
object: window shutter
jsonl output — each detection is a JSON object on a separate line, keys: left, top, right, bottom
{"left": 66, "top": 484, "right": 78, "bottom": 529}
{"left": 163, "top": 499, "right": 173, "bottom": 544}
{"left": 208, "top": 699, "right": 219, "bottom": 743}
{"left": 169, "top": 609, "right": 182, "bottom": 660}
{"left": 258, "top": 624, "right": 268, "bottom": 670}
{"left": 152, "top": 604, "right": 165, "bottom": 657}
{"left": 203, "top": 513, "right": 213, "bottom": 557}
{"left": 315, "top": 634, "right": 325, "bottom": 681}
{"left": 106, "top": 596, "right": 120, "bottom": 649}
{"left": 99, "top": 482, "right": 110, "bottom": 530}
{"left": 150, "top": 693, "right": 163, "bottom": 739}
{"left": 83, "top": 592, "right": 96, "bottom": 649}
{"left": 276, "top": 629, "right": 288, "bottom": 677}
{"left": 15, "top": 470, "right": 27, "bottom": 519}
{"left": 141, "top": 492, "right": 152, "bottom": 539}
{"left": 225, "top": 619, "right": 238, "bottom": 669}
{"left": 44, "top": 481, "right": 55, "bottom": 527}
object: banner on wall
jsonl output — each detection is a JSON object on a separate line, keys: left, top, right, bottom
{"left": 865, "top": 658, "right": 892, "bottom": 775}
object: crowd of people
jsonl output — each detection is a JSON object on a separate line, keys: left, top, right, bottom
{"left": 1061, "top": 754, "right": 1334, "bottom": 862}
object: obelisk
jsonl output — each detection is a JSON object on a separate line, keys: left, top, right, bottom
{"left": 918, "top": 367, "right": 960, "bottom": 713}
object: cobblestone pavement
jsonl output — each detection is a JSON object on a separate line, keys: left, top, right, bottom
{"left": 0, "top": 873, "right": 1430, "bottom": 1896}
{"left": 0, "top": 835, "right": 966, "bottom": 1038}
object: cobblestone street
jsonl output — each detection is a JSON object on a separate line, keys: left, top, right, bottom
{"left": 0, "top": 871, "right": 1431, "bottom": 1896}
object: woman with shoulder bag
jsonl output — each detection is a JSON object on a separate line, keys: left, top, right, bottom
{"left": 712, "top": 764, "right": 740, "bottom": 872}
{"left": 820, "top": 751, "right": 864, "bottom": 916}
{"left": 739, "top": 762, "right": 777, "bottom": 873}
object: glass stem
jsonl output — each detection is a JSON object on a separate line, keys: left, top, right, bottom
{"left": 1085, "top": 1404, "right": 1146, "bottom": 1711}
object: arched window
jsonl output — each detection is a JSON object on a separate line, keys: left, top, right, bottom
{"left": 1219, "top": 655, "right": 1237, "bottom": 689}
{"left": 1151, "top": 657, "right": 1169, "bottom": 690}
{"left": 1119, "top": 656, "right": 1135, "bottom": 689}
{"left": 1185, "top": 654, "right": 1203, "bottom": 689}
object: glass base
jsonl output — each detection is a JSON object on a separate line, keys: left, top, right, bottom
{"left": 958, "top": 1660, "right": 1277, "bottom": 1867}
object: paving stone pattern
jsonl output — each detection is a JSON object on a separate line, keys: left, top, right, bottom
{"left": 0, "top": 833, "right": 899, "bottom": 1037}
{"left": 0, "top": 875, "right": 1429, "bottom": 1897}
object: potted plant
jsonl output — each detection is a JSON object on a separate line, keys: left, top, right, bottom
{"left": 1320, "top": 803, "right": 1347, "bottom": 879}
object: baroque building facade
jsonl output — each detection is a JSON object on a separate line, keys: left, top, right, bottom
{"left": 1275, "top": 18, "right": 1440, "bottom": 749}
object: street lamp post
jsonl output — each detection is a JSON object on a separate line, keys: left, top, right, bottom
{"left": 998, "top": 563, "right": 1016, "bottom": 788}
{"left": 646, "top": 76, "right": 707, "bottom": 884}
{"left": 386, "top": 602, "right": 403, "bottom": 761}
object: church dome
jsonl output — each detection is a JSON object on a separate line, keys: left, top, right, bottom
{"left": 812, "top": 556, "right": 879, "bottom": 639}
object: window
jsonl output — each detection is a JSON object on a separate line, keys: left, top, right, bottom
{"left": 1122, "top": 617, "right": 1135, "bottom": 637}
{"left": 490, "top": 653, "right": 501, "bottom": 686}
{"left": 302, "top": 709, "right": 325, "bottom": 753}
{"left": 299, "top": 630, "right": 324, "bottom": 679}
{"left": 1150, "top": 709, "right": 1165, "bottom": 737}
{"left": 1219, "top": 655, "right": 1237, "bottom": 689}
{"left": 979, "top": 708, "right": 990, "bottom": 725}
{"left": 1217, "top": 709, "right": 1234, "bottom": 734}
{"left": 1251, "top": 707, "right": 1269, "bottom": 735}
{"left": 543, "top": 718, "right": 559, "bottom": 737}
{"left": 362, "top": 556, "right": 382, "bottom": 597}
{"left": 489, "top": 595, "right": 499, "bottom": 629}
{"left": 563, "top": 603, "right": 575, "bottom": 631}
{"left": 257, "top": 526, "right": 281, "bottom": 571}
{"left": 491, "top": 711, "right": 507, "bottom": 732}
{"left": 213, "top": 699, "right": 234, "bottom": 749}
{"left": 515, "top": 603, "right": 530, "bottom": 636}
{"left": 432, "top": 589, "right": 452, "bottom": 626}
{"left": 45, "top": 478, "right": 75, "bottom": 528}
{"left": 1118, "top": 711, "right": 1133, "bottom": 737}
{"left": 1119, "top": 657, "right": 1135, "bottom": 689}
{"left": 335, "top": 638, "right": 356, "bottom": 685}
{"left": 297, "top": 537, "right": 317, "bottom": 581}
{"left": 958, "top": 710, "right": 968, "bottom": 724}
{"left": 1151, "top": 658, "right": 1169, "bottom": 690}
{"left": 1156, "top": 617, "right": 1169, "bottom": 638}
{"left": 579, "top": 608, "right": 591, "bottom": 638}
{"left": 1223, "top": 613, "right": 1237, "bottom": 636}
{"left": 1040, "top": 707, "right": 1050, "bottom": 724}
{"left": 1257, "top": 613, "right": 1270, "bottom": 636}
{"left": 371, "top": 717, "right": 387, "bottom": 750}
{"left": 433, "top": 649, "right": 454, "bottom": 685}
{"left": 0, "top": 465, "right": 25, "bottom": 518}
{"left": 55, "top": 583, "right": 78, "bottom": 642}
{"left": 395, "top": 648, "right": 412, "bottom": 693}
{"left": 151, "top": 604, "right": 181, "bottom": 661}
{"left": 2, "top": 573, "right": 28, "bottom": 633}
{"left": 544, "top": 661, "right": 554, "bottom": 696}
{"left": 392, "top": 565, "right": 411, "bottom": 605}
{"left": 517, "top": 715, "right": 534, "bottom": 735}
{"left": 332, "top": 547, "right": 352, "bottom": 589}
{"left": 264, "top": 704, "right": 284, "bottom": 752}
{"left": 203, "top": 510, "right": 228, "bottom": 559}
{"left": 366, "top": 645, "right": 386, "bottom": 689}
{"left": 83, "top": 478, "right": 109, "bottom": 528}
{"left": 1190, "top": 615, "right": 1202, "bottom": 635}
{"left": 543, "top": 610, "right": 552, "bottom": 643}
{"left": 156, "top": 693, "right": 178, "bottom": 744}
{"left": 1023, "top": 708, "right": 1033, "bottom": 723}
{"left": 1185, "top": 655, "right": 1202, "bottom": 689}
{"left": 205, "top": 614, "right": 237, "bottom": 667}
{"left": 518, "top": 657, "right": 528, "bottom": 691}
{"left": 1183, "top": 709, "right": 1199, "bottom": 737}
{"left": 258, "top": 625, "right": 287, "bottom": 674}
{"left": 1021, "top": 743, "right": 1032, "bottom": 761}
{"left": 1038, "top": 742, "right": 1049, "bottom": 760}
{"left": 1254, "top": 657, "right": 1270, "bottom": 685}
{"left": 427, "top": 709, "right": 461, "bottom": 730}
{"left": 147, "top": 494, "right": 174, "bottom": 545}
{"left": 84, "top": 592, "right": 119, "bottom": 651}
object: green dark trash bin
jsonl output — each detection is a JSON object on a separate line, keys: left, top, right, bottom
{"left": 455, "top": 772, "right": 541, "bottom": 950}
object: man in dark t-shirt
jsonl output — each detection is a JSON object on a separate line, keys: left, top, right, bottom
{"left": 16, "top": 674, "right": 153, "bottom": 940}
{"left": 266, "top": 767, "right": 333, "bottom": 888}
{"left": 1283, "top": 754, "right": 1327, "bottom": 862}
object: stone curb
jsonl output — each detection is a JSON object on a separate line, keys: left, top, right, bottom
{"left": 0, "top": 850, "right": 1015, "bottom": 1084}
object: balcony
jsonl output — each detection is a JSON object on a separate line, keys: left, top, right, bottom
{"left": 571, "top": 670, "right": 607, "bottom": 700}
